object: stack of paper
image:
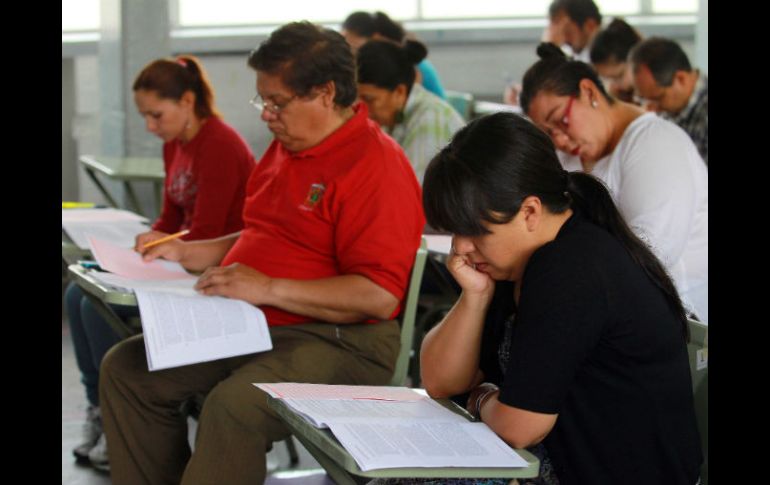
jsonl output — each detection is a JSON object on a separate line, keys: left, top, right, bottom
{"left": 256, "top": 383, "right": 528, "bottom": 471}
{"left": 62, "top": 208, "right": 150, "bottom": 249}
{"left": 81, "top": 236, "right": 273, "bottom": 371}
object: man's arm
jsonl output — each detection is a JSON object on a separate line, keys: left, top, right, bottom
{"left": 195, "top": 263, "right": 399, "bottom": 323}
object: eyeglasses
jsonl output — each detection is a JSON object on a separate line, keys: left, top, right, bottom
{"left": 249, "top": 93, "right": 298, "bottom": 114}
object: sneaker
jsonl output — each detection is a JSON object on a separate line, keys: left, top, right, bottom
{"left": 89, "top": 433, "right": 110, "bottom": 473}
{"left": 72, "top": 405, "right": 101, "bottom": 463}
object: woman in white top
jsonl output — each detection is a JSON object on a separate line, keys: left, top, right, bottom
{"left": 520, "top": 43, "right": 708, "bottom": 322}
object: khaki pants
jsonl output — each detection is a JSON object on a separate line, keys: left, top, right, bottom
{"left": 99, "top": 320, "right": 400, "bottom": 485}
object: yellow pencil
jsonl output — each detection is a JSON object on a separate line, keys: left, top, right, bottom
{"left": 141, "top": 229, "right": 191, "bottom": 249}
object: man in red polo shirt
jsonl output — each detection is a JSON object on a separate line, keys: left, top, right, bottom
{"left": 99, "top": 22, "right": 425, "bottom": 485}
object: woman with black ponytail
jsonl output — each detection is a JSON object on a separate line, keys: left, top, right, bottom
{"left": 418, "top": 112, "right": 702, "bottom": 485}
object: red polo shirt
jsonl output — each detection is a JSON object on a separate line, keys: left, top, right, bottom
{"left": 221, "top": 104, "right": 425, "bottom": 326}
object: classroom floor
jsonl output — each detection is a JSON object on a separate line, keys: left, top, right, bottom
{"left": 61, "top": 290, "right": 333, "bottom": 485}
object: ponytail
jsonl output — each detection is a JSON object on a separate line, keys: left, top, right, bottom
{"left": 565, "top": 171, "right": 689, "bottom": 339}
{"left": 133, "top": 55, "right": 221, "bottom": 120}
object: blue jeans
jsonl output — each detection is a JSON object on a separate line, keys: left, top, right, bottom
{"left": 65, "top": 282, "right": 137, "bottom": 406}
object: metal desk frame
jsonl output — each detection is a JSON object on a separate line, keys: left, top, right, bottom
{"left": 79, "top": 155, "right": 165, "bottom": 218}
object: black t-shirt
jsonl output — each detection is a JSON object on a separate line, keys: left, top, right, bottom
{"left": 479, "top": 213, "right": 702, "bottom": 485}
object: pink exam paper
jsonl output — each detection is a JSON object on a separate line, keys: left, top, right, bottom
{"left": 87, "top": 236, "right": 197, "bottom": 281}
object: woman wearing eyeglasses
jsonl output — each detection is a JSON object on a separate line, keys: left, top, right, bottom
{"left": 356, "top": 40, "right": 464, "bottom": 184}
{"left": 66, "top": 55, "right": 254, "bottom": 471}
{"left": 519, "top": 43, "right": 708, "bottom": 324}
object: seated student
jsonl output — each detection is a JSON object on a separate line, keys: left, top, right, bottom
{"left": 589, "top": 18, "right": 642, "bottom": 103}
{"left": 341, "top": 10, "right": 447, "bottom": 99}
{"left": 629, "top": 37, "right": 708, "bottom": 165}
{"left": 519, "top": 43, "right": 708, "bottom": 323}
{"left": 66, "top": 54, "right": 255, "bottom": 471}
{"left": 504, "top": 0, "right": 602, "bottom": 105}
{"left": 419, "top": 112, "right": 703, "bottom": 484}
{"left": 544, "top": 0, "right": 603, "bottom": 62}
{"left": 356, "top": 40, "right": 465, "bottom": 183}
{"left": 98, "top": 22, "right": 425, "bottom": 485}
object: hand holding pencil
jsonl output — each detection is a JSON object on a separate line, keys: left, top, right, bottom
{"left": 135, "top": 229, "right": 190, "bottom": 261}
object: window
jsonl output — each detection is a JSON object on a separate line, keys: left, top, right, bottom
{"left": 178, "top": 0, "right": 415, "bottom": 27}
{"left": 652, "top": 0, "right": 698, "bottom": 13}
{"left": 62, "top": 0, "right": 100, "bottom": 31}
{"left": 62, "top": 0, "right": 699, "bottom": 32}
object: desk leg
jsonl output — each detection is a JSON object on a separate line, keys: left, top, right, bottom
{"left": 80, "top": 291, "right": 138, "bottom": 340}
{"left": 123, "top": 181, "right": 146, "bottom": 218}
{"left": 289, "top": 433, "right": 369, "bottom": 485}
{"left": 84, "top": 168, "right": 120, "bottom": 208}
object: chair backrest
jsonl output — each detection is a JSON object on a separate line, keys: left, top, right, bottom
{"left": 686, "top": 318, "right": 708, "bottom": 485}
{"left": 389, "top": 237, "right": 428, "bottom": 386}
{"left": 444, "top": 90, "right": 474, "bottom": 121}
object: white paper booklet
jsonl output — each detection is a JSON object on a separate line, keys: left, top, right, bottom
{"left": 254, "top": 383, "right": 528, "bottom": 471}
{"left": 136, "top": 289, "right": 272, "bottom": 371}
{"left": 62, "top": 208, "right": 149, "bottom": 249}
{"left": 89, "top": 271, "right": 198, "bottom": 297}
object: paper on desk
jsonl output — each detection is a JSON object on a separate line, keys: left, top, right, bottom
{"left": 327, "top": 420, "right": 528, "bottom": 471}
{"left": 281, "top": 397, "right": 465, "bottom": 429}
{"left": 62, "top": 208, "right": 148, "bottom": 223}
{"left": 89, "top": 271, "right": 198, "bottom": 297}
{"left": 135, "top": 289, "right": 272, "bottom": 371}
{"left": 88, "top": 236, "right": 195, "bottom": 280}
{"left": 423, "top": 234, "right": 452, "bottom": 256}
{"left": 255, "top": 383, "right": 425, "bottom": 402}
{"left": 64, "top": 219, "right": 149, "bottom": 250}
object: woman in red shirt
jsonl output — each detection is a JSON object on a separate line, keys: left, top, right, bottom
{"left": 66, "top": 55, "right": 255, "bottom": 471}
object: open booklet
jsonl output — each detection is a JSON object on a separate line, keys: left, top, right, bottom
{"left": 256, "top": 383, "right": 528, "bottom": 471}
{"left": 84, "top": 236, "right": 273, "bottom": 371}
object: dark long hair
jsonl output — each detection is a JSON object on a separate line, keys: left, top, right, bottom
{"left": 423, "top": 112, "right": 688, "bottom": 338}
{"left": 133, "top": 55, "right": 221, "bottom": 119}
{"left": 357, "top": 40, "right": 428, "bottom": 93}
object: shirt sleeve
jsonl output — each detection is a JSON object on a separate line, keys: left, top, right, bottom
{"left": 401, "top": 103, "right": 464, "bottom": 184}
{"left": 333, "top": 145, "right": 425, "bottom": 303}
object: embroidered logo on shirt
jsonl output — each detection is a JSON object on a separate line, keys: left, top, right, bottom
{"left": 299, "top": 183, "right": 326, "bottom": 211}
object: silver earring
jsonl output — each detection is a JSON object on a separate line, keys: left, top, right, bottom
{"left": 591, "top": 100, "right": 598, "bottom": 108}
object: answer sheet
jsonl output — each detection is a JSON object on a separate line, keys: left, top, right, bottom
{"left": 88, "top": 236, "right": 195, "bottom": 280}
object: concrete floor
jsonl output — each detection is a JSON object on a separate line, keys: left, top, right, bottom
{"left": 61, "top": 292, "right": 332, "bottom": 484}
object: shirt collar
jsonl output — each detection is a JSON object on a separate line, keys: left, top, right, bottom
{"left": 285, "top": 103, "right": 369, "bottom": 159}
